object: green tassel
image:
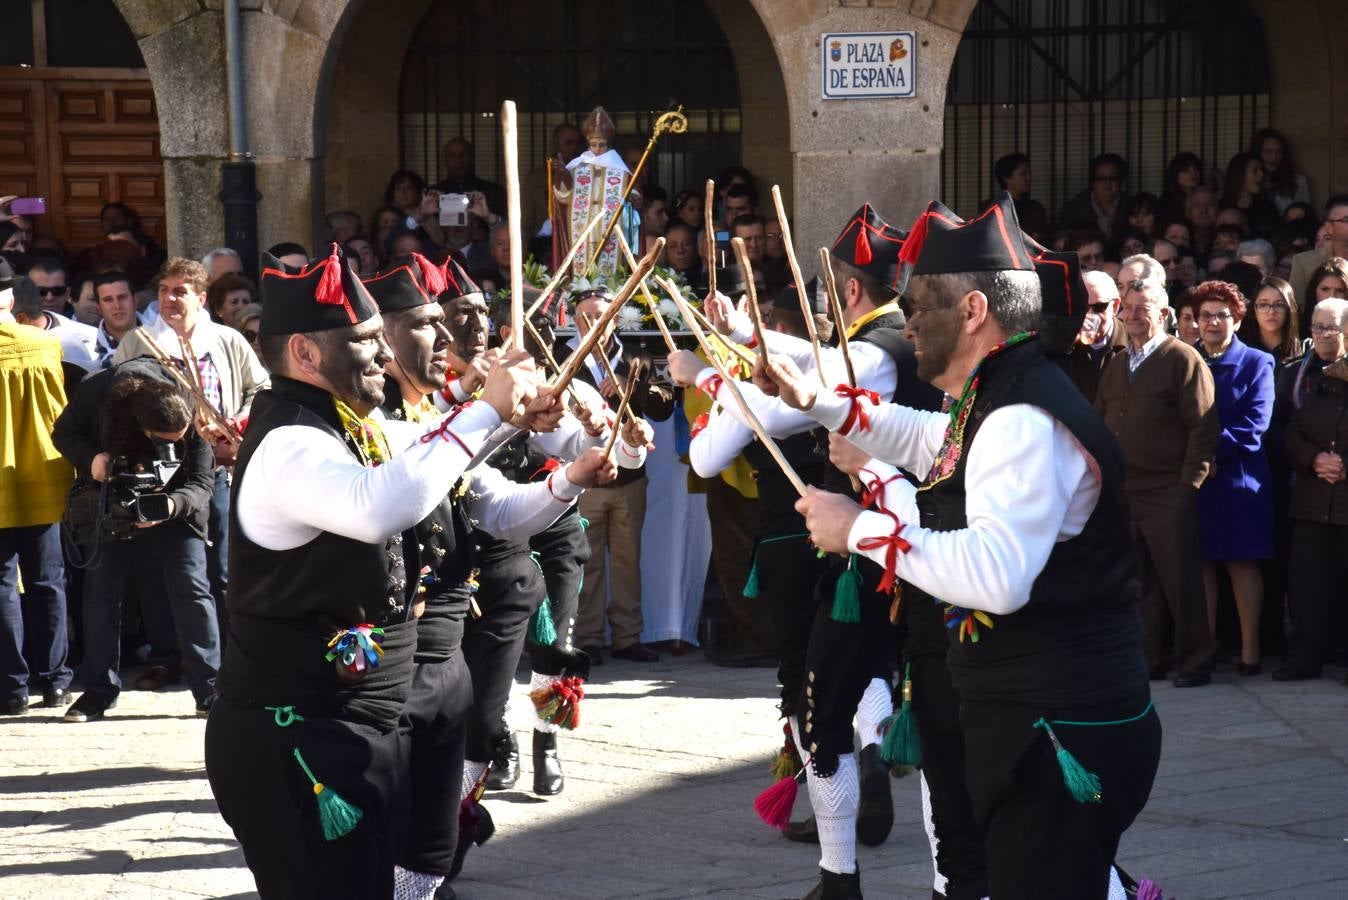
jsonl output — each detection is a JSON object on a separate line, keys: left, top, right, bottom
{"left": 830, "top": 554, "right": 862, "bottom": 623}
{"left": 1034, "top": 718, "right": 1102, "bottom": 804}
{"left": 579, "top": 516, "right": 590, "bottom": 530}
{"left": 879, "top": 664, "right": 921, "bottom": 766}
{"left": 530, "top": 597, "right": 558, "bottom": 646}
{"left": 743, "top": 556, "right": 760, "bottom": 599}
{"left": 292, "top": 748, "right": 364, "bottom": 839}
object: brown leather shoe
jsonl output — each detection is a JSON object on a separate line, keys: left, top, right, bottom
{"left": 133, "top": 665, "right": 181, "bottom": 691}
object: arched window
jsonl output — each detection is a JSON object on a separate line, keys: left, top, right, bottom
{"left": 399, "top": 0, "right": 741, "bottom": 198}
{"left": 942, "top": 0, "right": 1270, "bottom": 221}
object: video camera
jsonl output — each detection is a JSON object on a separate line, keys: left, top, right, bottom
{"left": 63, "top": 443, "right": 182, "bottom": 567}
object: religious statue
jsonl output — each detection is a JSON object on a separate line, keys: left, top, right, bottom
{"left": 551, "top": 106, "right": 640, "bottom": 278}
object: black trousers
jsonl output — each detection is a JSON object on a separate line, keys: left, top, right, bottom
{"left": 1286, "top": 519, "right": 1348, "bottom": 671}
{"left": 399, "top": 652, "right": 473, "bottom": 875}
{"left": 527, "top": 510, "right": 590, "bottom": 664}
{"left": 205, "top": 698, "right": 407, "bottom": 899}
{"left": 757, "top": 533, "right": 825, "bottom": 716}
{"left": 800, "top": 559, "right": 897, "bottom": 776}
{"left": 908, "top": 654, "right": 988, "bottom": 900}
{"left": 962, "top": 700, "right": 1161, "bottom": 898}
{"left": 462, "top": 552, "right": 543, "bottom": 762}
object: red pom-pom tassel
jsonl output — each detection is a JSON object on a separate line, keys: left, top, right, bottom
{"left": 753, "top": 771, "right": 802, "bottom": 831}
{"left": 900, "top": 211, "right": 930, "bottom": 267}
{"left": 855, "top": 226, "right": 873, "bottom": 266}
{"left": 415, "top": 252, "right": 448, "bottom": 295}
{"left": 314, "top": 243, "right": 346, "bottom": 306}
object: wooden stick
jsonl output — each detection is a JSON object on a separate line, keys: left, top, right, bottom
{"left": 657, "top": 281, "right": 755, "bottom": 368}
{"left": 615, "top": 229, "right": 676, "bottom": 353}
{"left": 819, "top": 247, "right": 856, "bottom": 388}
{"left": 525, "top": 212, "right": 606, "bottom": 319}
{"left": 599, "top": 363, "right": 638, "bottom": 459}
{"left": 520, "top": 319, "right": 583, "bottom": 408}
{"left": 667, "top": 287, "right": 808, "bottom": 497}
{"left": 501, "top": 100, "right": 524, "bottom": 351}
{"left": 731, "top": 236, "right": 768, "bottom": 366}
{"left": 704, "top": 178, "right": 717, "bottom": 297}
{"left": 549, "top": 237, "right": 664, "bottom": 396}
{"left": 771, "top": 185, "right": 827, "bottom": 387}
{"left": 578, "top": 311, "right": 640, "bottom": 428}
{"left": 137, "top": 329, "right": 241, "bottom": 445}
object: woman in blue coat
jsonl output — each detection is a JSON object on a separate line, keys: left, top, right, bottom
{"left": 1190, "top": 280, "right": 1276, "bottom": 674}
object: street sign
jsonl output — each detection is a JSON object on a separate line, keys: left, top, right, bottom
{"left": 821, "top": 32, "right": 917, "bottom": 100}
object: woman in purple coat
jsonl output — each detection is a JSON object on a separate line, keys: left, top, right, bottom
{"left": 1190, "top": 280, "right": 1276, "bottom": 674}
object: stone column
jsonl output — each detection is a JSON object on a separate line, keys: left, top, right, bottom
{"left": 752, "top": 0, "right": 974, "bottom": 256}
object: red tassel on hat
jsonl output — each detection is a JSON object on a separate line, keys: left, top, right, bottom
{"left": 415, "top": 253, "right": 448, "bottom": 295}
{"left": 314, "top": 243, "right": 345, "bottom": 306}
{"left": 855, "top": 225, "right": 873, "bottom": 266}
{"left": 754, "top": 768, "right": 804, "bottom": 831}
{"left": 900, "top": 211, "right": 931, "bottom": 267}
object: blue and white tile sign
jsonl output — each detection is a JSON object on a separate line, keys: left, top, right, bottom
{"left": 821, "top": 32, "right": 917, "bottom": 100}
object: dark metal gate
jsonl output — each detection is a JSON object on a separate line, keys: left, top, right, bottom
{"left": 399, "top": 0, "right": 740, "bottom": 199}
{"left": 941, "top": 0, "right": 1271, "bottom": 222}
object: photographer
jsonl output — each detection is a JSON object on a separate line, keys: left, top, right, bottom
{"left": 51, "top": 359, "right": 221, "bottom": 722}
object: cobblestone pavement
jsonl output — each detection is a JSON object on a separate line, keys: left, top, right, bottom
{"left": 2, "top": 652, "right": 1347, "bottom": 899}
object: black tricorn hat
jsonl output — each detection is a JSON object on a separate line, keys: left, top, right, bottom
{"left": 1032, "top": 248, "right": 1086, "bottom": 324}
{"left": 363, "top": 253, "right": 448, "bottom": 313}
{"left": 259, "top": 243, "right": 380, "bottom": 335}
{"left": 901, "top": 194, "right": 1037, "bottom": 277}
{"left": 774, "top": 276, "right": 828, "bottom": 316}
{"left": 440, "top": 255, "right": 481, "bottom": 302}
{"left": 830, "top": 204, "right": 907, "bottom": 291}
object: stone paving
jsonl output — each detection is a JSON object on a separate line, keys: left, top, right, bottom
{"left": 2, "top": 652, "right": 1347, "bottom": 899}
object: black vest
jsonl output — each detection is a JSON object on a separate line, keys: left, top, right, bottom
{"left": 217, "top": 377, "right": 421, "bottom": 731}
{"left": 743, "top": 431, "right": 824, "bottom": 537}
{"left": 912, "top": 340, "right": 1148, "bottom": 711}
{"left": 378, "top": 378, "right": 476, "bottom": 663}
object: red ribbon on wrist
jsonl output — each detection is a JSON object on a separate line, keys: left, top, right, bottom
{"left": 855, "top": 508, "right": 910, "bottom": 595}
{"left": 698, "top": 374, "right": 723, "bottom": 399}
{"left": 859, "top": 469, "right": 903, "bottom": 512}
{"left": 835, "top": 384, "right": 880, "bottom": 435}
{"left": 689, "top": 412, "right": 710, "bottom": 440}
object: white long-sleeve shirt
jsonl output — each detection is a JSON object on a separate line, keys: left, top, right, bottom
{"left": 688, "top": 407, "right": 755, "bottom": 478}
{"left": 237, "top": 401, "right": 583, "bottom": 551}
{"left": 843, "top": 405, "right": 1100, "bottom": 616}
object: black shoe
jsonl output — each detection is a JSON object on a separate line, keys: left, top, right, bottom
{"left": 532, "top": 729, "right": 564, "bottom": 796}
{"left": 40, "top": 686, "right": 74, "bottom": 708}
{"left": 705, "top": 645, "right": 778, "bottom": 668}
{"left": 784, "top": 815, "right": 819, "bottom": 844}
{"left": 432, "top": 882, "right": 457, "bottom": 900}
{"left": 65, "top": 692, "right": 117, "bottom": 722}
{"left": 580, "top": 645, "right": 604, "bottom": 667}
{"left": 1148, "top": 666, "right": 1168, "bottom": 681}
{"left": 448, "top": 797, "right": 495, "bottom": 879}
{"left": 486, "top": 730, "right": 520, "bottom": 790}
{"left": 195, "top": 694, "right": 216, "bottom": 717}
{"left": 133, "top": 664, "right": 182, "bottom": 691}
{"left": 1, "top": 696, "right": 27, "bottom": 716}
{"left": 1272, "top": 666, "right": 1321, "bottom": 682}
{"left": 612, "top": 642, "right": 659, "bottom": 663}
{"left": 1236, "top": 661, "right": 1262, "bottom": 677}
{"left": 795, "top": 867, "right": 863, "bottom": 900}
{"left": 1172, "top": 672, "right": 1211, "bottom": 688}
{"left": 855, "top": 745, "right": 893, "bottom": 847}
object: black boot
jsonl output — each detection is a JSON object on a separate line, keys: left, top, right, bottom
{"left": 533, "top": 729, "right": 564, "bottom": 795}
{"left": 855, "top": 744, "right": 893, "bottom": 847}
{"left": 448, "top": 799, "right": 495, "bottom": 879}
{"left": 796, "top": 867, "right": 863, "bottom": 900}
{"left": 486, "top": 729, "right": 519, "bottom": 790}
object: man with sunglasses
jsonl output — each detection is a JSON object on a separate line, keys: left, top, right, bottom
{"left": 1058, "top": 152, "right": 1131, "bottom": 240}
{"left": 1067, "top": 270, "right": 1128, "bottom": 403}
{"left": 17, "top": 258, "right": 99, "bottom": 378}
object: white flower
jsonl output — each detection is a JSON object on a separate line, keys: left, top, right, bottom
{"left": 616, "top": 304, "right": 644, "bottom": 331}
{"left": 658, "top": 298, "right": 685, "bottom": 329}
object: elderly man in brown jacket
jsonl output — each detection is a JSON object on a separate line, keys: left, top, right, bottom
{"left": 1097, "top": 272, "right": 1220, "bottom": 687}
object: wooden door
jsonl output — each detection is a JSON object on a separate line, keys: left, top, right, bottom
{"left": 0, "top": 75, "right": 163, "bottom": 253}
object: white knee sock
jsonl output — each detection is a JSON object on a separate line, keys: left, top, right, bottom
{"left": 530, "top": 670, "right": 561, "bottom": 733}
{"left": 461, "top": 759, "right": 488, "bottom": 798}
{"left": 853, "top": 677, "right": 892, "bottom": 749}
{"left": 807, "top": 752, "right": 859, "bottom": 875}
{"left": 393, "top": 866, "right": 444, "bottom": 900}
